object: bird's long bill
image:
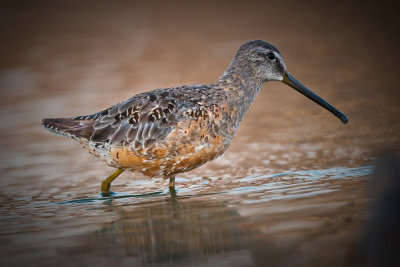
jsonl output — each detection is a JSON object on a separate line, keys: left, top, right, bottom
{"left": 282, "top": 72, "right": 348, "bottom": 124}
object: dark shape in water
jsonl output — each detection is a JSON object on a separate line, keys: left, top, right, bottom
{"left": 363, "top": 154, "right": 400, "bottom": 266}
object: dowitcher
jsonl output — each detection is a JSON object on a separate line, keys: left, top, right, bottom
{"left": 42, "top": 40, "right": 348, "bottom": 195}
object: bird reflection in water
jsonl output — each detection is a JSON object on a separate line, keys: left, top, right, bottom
{"left": 62, "top": 190, "right": 254, "bottom": 266}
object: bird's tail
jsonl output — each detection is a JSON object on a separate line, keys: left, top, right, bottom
{"left": 42, "top": 117, "right": 94, "bottom": 140}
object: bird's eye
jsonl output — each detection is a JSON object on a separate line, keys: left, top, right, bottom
{"left": 266, "top": 52, "right": 275, "bottom": 60}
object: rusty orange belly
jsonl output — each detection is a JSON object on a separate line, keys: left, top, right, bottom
{"left": 107, "top": 135, "right": 226, "bottom": 177}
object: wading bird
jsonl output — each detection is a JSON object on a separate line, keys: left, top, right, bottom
{"left": 43, "top": 40, "right": 348, "bottom": 195}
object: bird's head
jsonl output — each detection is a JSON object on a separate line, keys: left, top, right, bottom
{"left": 234, "top": 40, "right": 287, "bottom": 82}
{"left": 225, "top": 40, "right": 348, "bottom": 124}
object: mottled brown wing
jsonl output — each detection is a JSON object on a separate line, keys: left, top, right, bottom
{"left": 86, "top": 90, "right": 186, "bottom": 150}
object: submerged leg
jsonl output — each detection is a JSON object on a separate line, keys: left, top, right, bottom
{"left": 101, "top": 168, "right": 124, "bottom": 194}
{"left": 169, "top": 176, "right": 175, "bottom": 189}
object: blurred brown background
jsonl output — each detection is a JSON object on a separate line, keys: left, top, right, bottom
{"left": 0, "top": 0, "right": 399, "bottom": 156}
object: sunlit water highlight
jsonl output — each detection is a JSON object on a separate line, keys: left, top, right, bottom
{"left": 57, "top": 166, "right": 372, "bottom": 205}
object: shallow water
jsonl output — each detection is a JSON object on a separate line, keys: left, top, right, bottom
{"left": 1, "top": 1, "right": 399, "bottom": 266}
{"left": 0, "top": 166, "right": 373, "bottom": 266}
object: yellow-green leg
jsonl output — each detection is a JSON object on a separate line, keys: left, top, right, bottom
{"left": 101, "top": 168, "right": 124, "bottom": 194}
{"left": 169, "top": 176, "right": 175, "bottom": 189}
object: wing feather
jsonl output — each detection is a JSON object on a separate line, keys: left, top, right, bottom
{"left": 89, "top": 90, "right": 182, "bottom": 150}
{"left": 91, "top": 125, "right": 114, "bottom": 142}
{"left": 109, "top": 122, "right": 130, "bottom": 145}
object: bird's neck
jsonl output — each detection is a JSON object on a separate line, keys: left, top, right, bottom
{"left": 214, "top": 69, "right": 264, "bottom": 135}
{"left": 219, "top": 57, "right": 264, "bottom": 101}
{"left": 218, "top": 68, "right": 264, "bottom": 112}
